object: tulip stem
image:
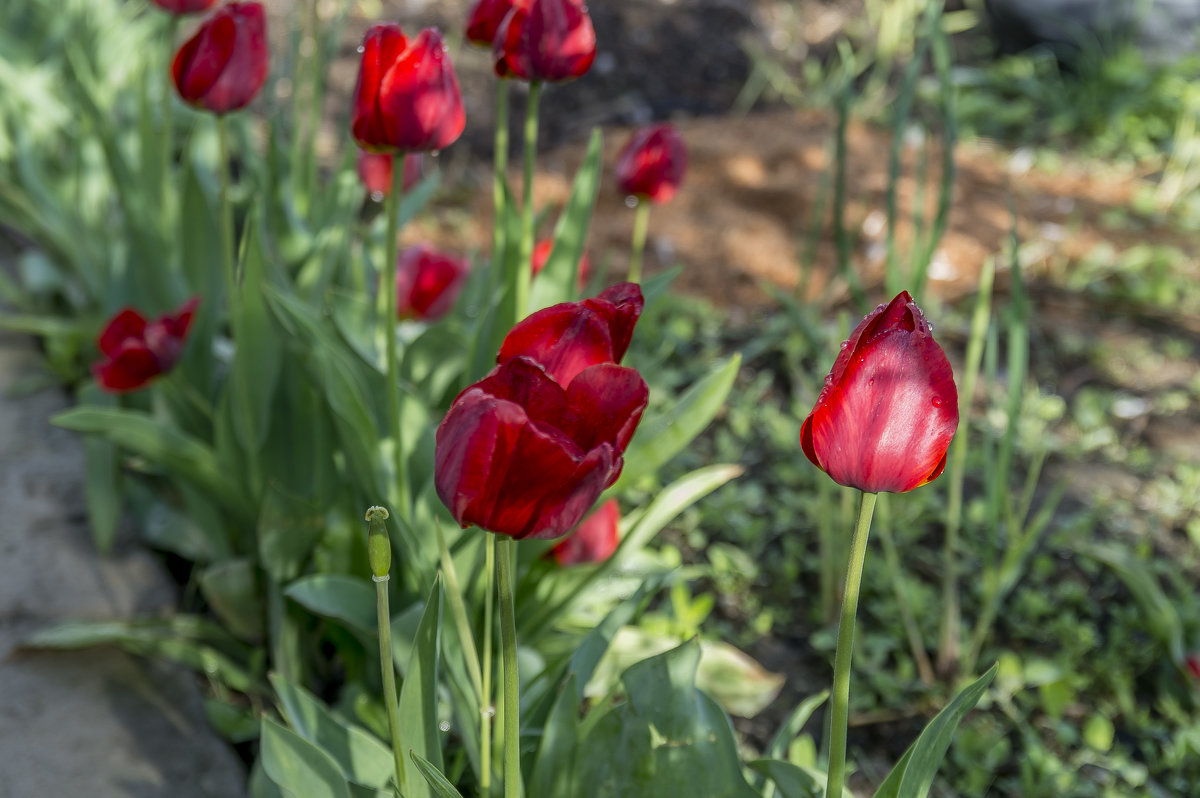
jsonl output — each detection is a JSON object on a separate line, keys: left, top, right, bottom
{"left": 481, "top": 534, "right": 496, "bottom": 796}
{"left": 216, "top": 115, "right": 238, "bottom": 302}
{"left": 374, "top": 573, "right": 408, "bottom": 792}
{"left": 161, "top": 16, "right": 179, "bottom": 221}
{"left": 516, "top": 81, "right": 542, "bottom": 322}
{"left": 825, "top": 490, "right": 877, "bottom": 798}
{"left": 435, "top": 524, "right": 484, "bottom": 700}
{"left": 627, "top": 201, "right": 650, "bottom": 284}
{"left": 383, "top": 160, "right": 408, "bottom": 513}
{"left": 497, "top": 536, "right": 521, "bottom": 798}
{"left": 491, "top": 83, "right": 510, "bottom": 296}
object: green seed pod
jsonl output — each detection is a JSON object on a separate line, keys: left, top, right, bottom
{"left": 365, "top": 505, "right": 391, "bottom": 578}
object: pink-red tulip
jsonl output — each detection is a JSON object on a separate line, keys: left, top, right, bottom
{"left": 615, "top": 123, "right": 687, "bottom": 204}
{"left": 352, "top": 25, "right": 465, "bottom": 153}
{"left": 395, "top": 245, "right": 470, "bottom": 322}
{"left": 435, "top": 284, "right": 647, "bottom": 540}
{"left": 800, "top": 291, "right": 958, "bottom": 494}
{"left": 171, "top": 2, "right": 268, "bottom": 114}
{"left": 530, "top": 239, "right": 591, "bottom": 290}
{"left": 150, "top": 0, "right": 218, "bottom": 14}
{"left": 356, "top": 150, "right": 423, "bottom": 199}
{"left": 1187, "top": 655, "right": 1200, "bottom": 681}
{"left": 552, "top": 499, "right": 620, "bottom": 565}
{"left": 493, "top": 0, "right": 596, "bottom": 82}
{"left": 93, "top": 298, "right": 200, "bottom": 393}
{"left": 466, "top": 0, "right": 515, "bottom": 46}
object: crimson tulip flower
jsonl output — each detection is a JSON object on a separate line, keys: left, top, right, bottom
{"left": 616, "top": 123, "right": 688, "bottom": 204}
{"left": 171, "top": 2, "right": 268, "bottom": 114}
{"left": 150, "top": 0, "right": 218, "bottom": 14}
{"left": 552, "top": 499, "right": 620, "bottom": 565}
{"left": 530, "top": 239, "right": 591, "bottom": 289}
{"left": 352, "top": 25, "right": 465, "bottom": 153}
{"left": 395, "top": 245, "right": 470, "bottom": 322}
{"left": 493, "top": 0, "right": 596, "bottom": 82}
{"left": 1187, "top": 654, "right": 1200, "bottom": 681}
{"left": 356, "top": 150, "right": 423, "bottom": 199}
{"left": 93, "top": 298, "right": 200, "bottom": 393}
{"left": 801, "top": 291, "right": 958, "bottom": 494}
{"left": 435, "top": 284, "right": 647, "bottom": 540}
{"left": 466, "top": 0, "right": 514, "bottom": 46}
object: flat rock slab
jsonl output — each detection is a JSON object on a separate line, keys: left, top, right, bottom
{"left": 0, "top": 332, "right": 245, "bottom": 798}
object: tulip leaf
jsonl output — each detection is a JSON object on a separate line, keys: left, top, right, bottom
{"left": 230, "top": 208, "right": 284, "bottom": 455}
{"left": 270, "top": 674, "right": 395, "bottom": 789}
{"left": 258, "top": 483, "right": 328, "bottom": 583}
{"left": 615, "top": 464, "right": 744, "bottom": 565}
{"left": 614, "top": 353, "right": 741, "bottom": 489}
{"left": 179, "top": 159, "right": 221, "bottom": 387}
{"left": 397, "top": 575, "right": 445, "bottom": 798}
{"left": 204, "top": 697, "right": 261, "bottom": 744}
{"left": 871, "top": 664, "right": 998, "bottom": 798}
{"left": 198, "top": 557, "right": 264, "bottom": 642}
{"left": 570, "top": 638, "right": 758, "bottom": 798}
{"left": 761, "top": 690, "right": 830, "bottom": 764}
{"left": 51, "top": 406, "right": 254, "bottom": 524}
{"left": 410, "top": 752, "right": 465, "bottom": 798}
{"left": 530, "top": 127, "right": 603, "bottom": 311}
{"left": 260, "top": 715, "right": 352, "bottom": 798}
{"left": 746, "top": 760, "right": 823, "bottom": 798}
{"left": 78, "top": 383, "right": 122, "bottom": 554}
{"left": 284, "top": 574, "right": 377, "bottom": 637}
{"left": 529, "top": 673, "right": 580, "bottom": 798}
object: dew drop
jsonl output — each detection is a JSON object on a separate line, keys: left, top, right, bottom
{"left": 485, "top": 707, "right": 496, "bottom": 719}
{"left": 624, "top": 195, "right": 639, "bottom": 208}
{"left": 839, "top": 340, "right": 849, "bottom": 350}
{"left": 439, "top": 720, "right": 452, "bottom": 733}
{"left": 823, "top": 374, "right": 834, "bottom": 387}
{"left": 931, "top": 396, "right": 943, "bottom": 408}
{"left": 369, "top": 190, "right": 385, "bottom": 202}
{"left": 430, "top": 150, "right": 441, "bottom": 158}
{"left": 867, "top": 378, "right": 875, "bottom": 387}
{"left": 356, "top": 44, "right": 365, "bottom": 53}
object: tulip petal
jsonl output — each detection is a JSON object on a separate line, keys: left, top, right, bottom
{"left": 173, "top": 14, "right": 235, "bottom": 102}
{"left": 498, "top": 304, "right": 616, "bottom": 387}
{"left": 201, "top": 3, "right": 268, "bottom": 113}
{"left": 552, "top": 498, "right": 620, "bottom": 565}
{"left": 93, "top": 343, "right": 163, "bottom": 393}
{"left": 352, "top": 24, "right": 408, "bottom": 149}
{"left": 563, "top": 363, "right": 648, "bottom": 453}
{"left": 97, "top": 309, "right": 148, "bottom": 357}
{"left": 474, "top": 357, "right": 568, "bottom": 426}
{"left": 378, "top": 29, "right": 465, "bottom": 152}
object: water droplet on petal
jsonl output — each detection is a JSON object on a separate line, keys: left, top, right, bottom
{"left": 839, "top": 340, "right": 849, "bottom": 350}
{"left": 867, "top": 378, "right": 875, "bottom": 387}
{"left": 823, "top": 374, "right": 834, "bottom": 387}
{"left": 931, "top": 396, "right": 943, "bottom": 408}
{"left": 624, "top": 195, "right": 639, "bottom": 208}
{"left": 356, "top": 45, "right": 365, "bottom": 53}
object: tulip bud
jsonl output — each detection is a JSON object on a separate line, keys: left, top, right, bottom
{"left": 615, "top": 123, "right": 688, "bottom": 205}
{"left": 800, "top": 291, "right": 958, "bottom": 494}
{"left": 466, "top": 0, "right": 514, "bottom": 47}
{"left": 365, "top": 506, "right": 392, "bottom": 579}
{"left": 493, "top": 0, "right": 596, "bottom": 82}
{"left": 149, "top": 0, "right": 218, "bottom": 14}
{"left": 93, "top": 297, "right": 200, "bottom": 394}
{"left": 171, "top": 2, "right": 269, "bottom": 114}
{"left": 395, "top": 245, "right": 470, "bottom": 322}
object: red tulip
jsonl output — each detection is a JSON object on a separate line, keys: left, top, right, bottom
{"left": 616, "top": 123, "right": 687, "bottom": 204}
{"left": 1187, "top": 654, "right": 1200, "bottom": 681}
{"left": 801, "top": 292, "right": 958, "bottom": 494}
{"left": 530, "top": 239, "right": 591, "bottom": 290}
{"left": 150, "top": 0, "right": 218, "bottom": 14}
{"left": 171, "top": 2, "right": 268, "bottom": 114}
{"left": 435, "top": 284, "right": 647, "bottom": 540}
{"left": 93, "top": 298, "right": 200, "bottom": 393}
{"left": 552, "top": 499, "right": 620, "bottom": 565}
{"left": 356, "top": 150, "right": 423, "bottom": 199}
{"left": 395, "top": 245, "right": 470, "bottom": 322}
{"left": 497, "top": 282, "right": 642, "bottom": 388}
{"left": 352, "top": 25, "right": 465, "bottom": 153}
{"left": 493, "top": 0, "right": 596, "bottom": 82}
{"left": 466, "top": 0, "right": 515, "bottom": 46}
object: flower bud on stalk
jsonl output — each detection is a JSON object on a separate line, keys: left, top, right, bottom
{"left": 365, "top": 506, "right": 391, "bottom": 579}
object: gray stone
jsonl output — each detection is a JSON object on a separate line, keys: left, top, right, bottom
{"left": 0, "top": 332, "right": 246, "bottom": 798}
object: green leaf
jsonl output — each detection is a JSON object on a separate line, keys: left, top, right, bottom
{"left": 179, "top": 158, "right": 221, "bottom": 386}
{"left": 872, "top": 664, "right": 998, "bottom": 798}
{"left": 260, "top": 715, "right": 352, "bottom": 798}
{"left": 51, "top": 407, "right": 254, "bottom": 524}
{"left": 529, "top": 673, "right": 580, "bottom": 798}
{"left": 615, "top": 464, "right": 744, "bottom": 565}
{"left": 78, "top": 384, "right": 121, "bottom": 554}
{"left": 410, "top": 751, "right": 465, "bottom": 798}
{"left": 205, "top": 698, "right": 261, "bottom": 743}
{"left": 198, "top": 558, "right": 264, "bottom": 641}
{"left": 615, "top": 354, "right": 741, "bottom": 488}
{"left": 397, "top": 575, "right": 445, "bottom": 798}
{"left": 259, "top": 484, "right": 327, "bottom": 583}
{"left": 570, "top": 638, "right": 758, "bottom": 798}
{"left": 230, "top": 209, "right": 284, "bottom": 454}
{"left": 762, "top": 690, "right": 829, "bottom": 763}
{"left": 530, "top": 127, "right": 603, "bottom": 311}
{"left": 270, "top": 673, "right": 395, "bottom": 789}
{"left": 747, "top": 760, "right": 823, "bottom": 798}
{"left": 285, "top": 575, "right": 376, "bottom": 636}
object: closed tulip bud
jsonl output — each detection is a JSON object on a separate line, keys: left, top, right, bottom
{"left": 466, "top": 0, "right": 515, "bottom": 47}
{"left": 171, "top": 2, "right": 269, "bottom": 114}
{"left": 530, "top": 239, "right": 591, "bottom": 290}
{"left": 616, "top": 123, "right": 687, "bottom": 204}
{"left": 801, "top": 291, "right": 958, "bottom": 494}
{"left": 435, "top": 284, "right": 647, "bottom": 540}
{"left": 493, "top": 0, "right": 596, "bottom": 82}
{"left": 150, "top": 0, "right": 218, "bottom": 14}
{"left": 552, "top": 499, "right": 620, "bottom": 565}
{"left": 352, "top": 25, "right": 465, "bottom": 154}
{"left": 93, "top": 297, "right": 200, "bottom": 393}
{"left": 395, "top": 245, "right": 470, "bottom": 322}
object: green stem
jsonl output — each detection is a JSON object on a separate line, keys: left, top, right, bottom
{"left": 161, "top": 16, "right": 179, "bottom": 217}
{"left": 516, "top": 82, "right": 541, "bottom": 323}
{"left": 435, "top": 525, "right": 484, "bottom": 700}
{"left": 383, "top": 160, "right": 407, "bottom": 513}
{"left": 481, "top": 535, "right": 496, "bottom": 797}
{"left": 374, "top": 574, "right": 407, "bottom": 791}
{"left": 491, "top": 83, "right": 510, "bottom": 294}
{"left": 497, "top": 536, "right": 520, "bottom": 798}
{"left": 825, "top": 490, "right": 877, "bottom": 798}
{"left": 216, "top": 115, "right": 237, "bottom": 301}
{"left": 627, "top": 200, "right": 650, "bottom": 284}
